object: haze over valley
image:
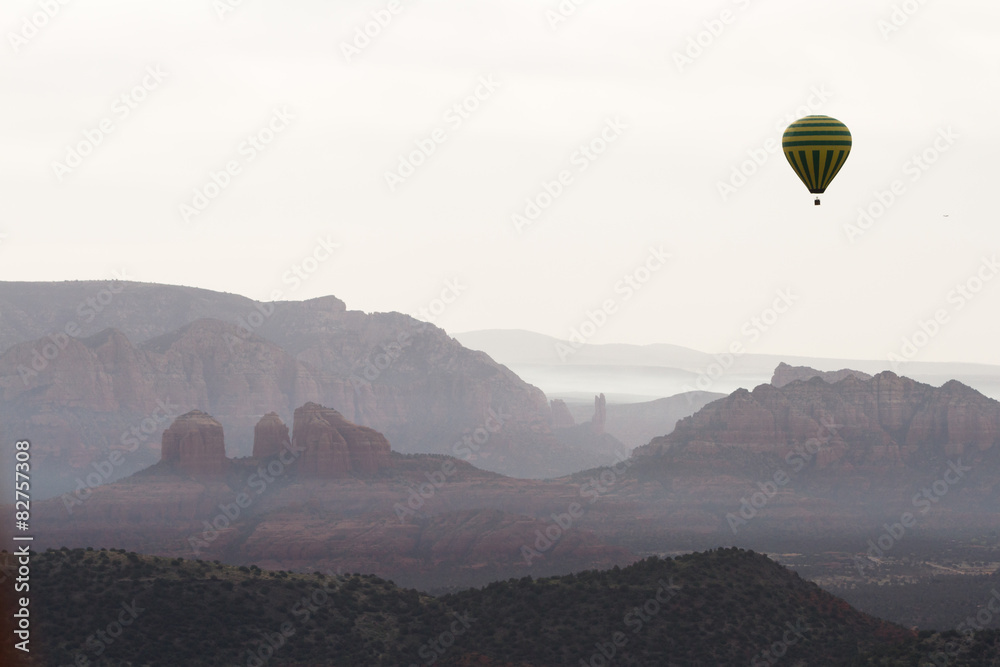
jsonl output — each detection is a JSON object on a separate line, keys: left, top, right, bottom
{"left": 4, "top": 0, "right": 1000, "bottom": 664}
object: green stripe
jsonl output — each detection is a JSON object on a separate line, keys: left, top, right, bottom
{"left": 796, "top": 150, "right": 816, "bottom": 190}
{"left": 788, "top": 152, "right": 808, "bottom": 185}
{"left": 783, "top": 140, "right": 853, "bottom": 147}
{"left": 784, "top": 130, "right": 852, "bottom": 136}
{"left": 818, "top": 150, "right": 834, "bottom": 189}
{"left": 822, "top": 150, "right": 847, "bottom": 189}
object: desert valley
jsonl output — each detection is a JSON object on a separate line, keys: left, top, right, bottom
{"left": 2, "top": 282, "right": 1000, "bottom": 665}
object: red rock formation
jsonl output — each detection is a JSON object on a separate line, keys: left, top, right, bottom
{"left": 291, "top": 402, "right": 391, "bottom": 476}
{"left": 549, "top": 399, "right": 575, "bottom": 428}
{"left": 252, "top": 412, "right": 290, "bottom": 458}
{"left": 160, "top": 410, "right": 228, "bottom": 475}
{"left": 635, "top": 370, "right": 1000, "bottom": 471}
{"left": 0, "top": 290, "right": 580, "bottom": 489}
{"left": 771, "top": 362, "right": 872, "bottom": 388}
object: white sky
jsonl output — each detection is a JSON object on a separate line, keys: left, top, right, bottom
{"left": 2, "top": 0, "right": 999, "bottom": 364}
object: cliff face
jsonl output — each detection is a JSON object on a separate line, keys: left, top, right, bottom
{"left": 160, "top": 410, "right": 228, "bottom": 476}
{"left": 635, "top": 370, "right": 1000, "bottom": 470}
{"left": 549, "top": 400, "right": 575, "bottom": 429}
{"left": 0, "top": 285, "right": 583, "bottom": 497}
{"left": 291, "top": 402, "right": 391, "bottom": 476}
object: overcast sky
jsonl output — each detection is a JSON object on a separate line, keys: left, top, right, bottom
{"left": 2, "top": 0, "right": 999, "bottom": 365}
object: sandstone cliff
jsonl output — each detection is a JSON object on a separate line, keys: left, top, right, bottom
{"left": 252, "top": 412, "right": 290, "bottom": 458}
{"left": 160, "top": 410, "right": 228, "bottom": 476}
{"left": 0, "top": 282, "right": 577, "bottom": 494}
{"left": 635, "top": 370, "right": 1000, "bottom": 470}
{"left": 291, "top": 402, "right": 391, "bottom": 476}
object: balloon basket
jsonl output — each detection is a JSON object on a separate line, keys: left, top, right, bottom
{"left": 814, "top": 197, "right": 821, "bottom": 206}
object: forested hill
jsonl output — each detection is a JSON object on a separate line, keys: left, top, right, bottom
{"left": 3, "top": 546, "right": 998, "bottom": 666}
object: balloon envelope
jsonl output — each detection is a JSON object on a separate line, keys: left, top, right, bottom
{"left": 782, "top": 115, "right": 852, "bottom": 194}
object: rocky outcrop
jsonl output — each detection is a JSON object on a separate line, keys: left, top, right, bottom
{"left": 551, "top": 393, "right": 627, "bottom": 469}
{"left": 565, "top": 391, "right": 724, "bottom": 450}
{"left": 291, "top": 402, "right": 391, "bottom": 476}
{"left": 771, "top": 362, "right": 872, "bottom": 388}
{"left": 0, "top": 282, "right": 581, "bottom": 493}
{"left": 549, "top": 400, "right": 575, "bottom": 428}
{"left": 160, "top": 410, "right": 228, "bottom": 475}
{"left": 252, "top": 412, "right": 290, "bottom": 458}
{"left": 635, "top": 370, "right": 1000, "bottom": 471}
{"left": 591, "top": 393, "right": 607, "bottom": 435}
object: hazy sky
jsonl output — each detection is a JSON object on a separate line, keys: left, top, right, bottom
{"left": 3, "top": 0, "right": 999, "bottom": 365}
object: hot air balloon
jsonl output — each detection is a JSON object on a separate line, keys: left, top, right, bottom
{"left": 782, "top": 115, "right": 852, "bottom": 205}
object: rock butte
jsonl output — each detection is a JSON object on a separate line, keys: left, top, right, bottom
{"left": 290, "top": 402, "right": 392, "bottom": 476}
{"left": 160, "top": 410, "right": 227, "bottom": 476}
{"left": 161, "top": 403, "right": 392, "bottom": 477}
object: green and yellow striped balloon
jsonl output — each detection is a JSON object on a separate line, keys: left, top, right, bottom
{"left": 782, "top": 115, "right": 852, "bottom": 199}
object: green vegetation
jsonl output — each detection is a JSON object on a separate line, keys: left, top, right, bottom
{"left": 7, "top": 546, "right": 999, "bottom": 666}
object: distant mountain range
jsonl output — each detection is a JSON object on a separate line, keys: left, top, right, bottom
{"left": 20, "top": 363, "right": 1000, "bottom": 594}
{"left": 453, "top": 329, "right": 1000, "bottom": 402}
{"left": 0, "top": 282, "right": 638, "bottom": 497}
